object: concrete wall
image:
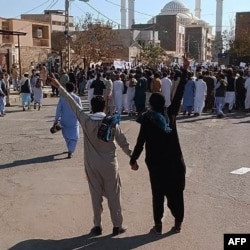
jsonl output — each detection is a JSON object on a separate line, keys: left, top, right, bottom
{"left": 20, "top": 46, "right": 51, "bottom": 73}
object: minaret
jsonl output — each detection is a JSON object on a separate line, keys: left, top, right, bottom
{"left": 215, "top": 0, "right": 223, "bottom": 51}
{"left": 216, "top": 0, "right": 223, "bottom": 37}
{"left": 128, "top": 0, "right": 135, "bottom": 29}
{"left": 195, "top": 0, "right": 201, "bottom": 19}
{"left": 121, "top": 0, "right": 127, "bottom": 29}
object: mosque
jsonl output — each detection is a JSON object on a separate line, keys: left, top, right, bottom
{"left": 156, "top": 0, "right": 205, "bottom": 26}
{"left": 121, "top": 0, "right": 221, "bottom": 63}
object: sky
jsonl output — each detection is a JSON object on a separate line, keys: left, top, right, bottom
{"left": 0, "top": 0, "right": 249, "bottom": 33}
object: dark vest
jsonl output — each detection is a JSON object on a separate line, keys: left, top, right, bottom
{"left": 235, "top": 77, "right": 246, "bottom": 94}
{"left": 20, "top": 79, "right": 31, "bottom": 93}
{"left": 226, "top": 76, "right": 235, "bottom": 92}
{"left": 0, "top": 81, "right": 7, "bottom": 95}
{"left": 215, "top": 80, "right": 227, "bottom": 97}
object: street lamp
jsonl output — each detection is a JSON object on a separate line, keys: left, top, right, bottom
{"left": 65, "top": 0, "right": 89, "bottom": 71}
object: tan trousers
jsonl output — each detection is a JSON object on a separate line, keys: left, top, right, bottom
{"left": 85, "top": 165, "right": 123, "bottom": 228}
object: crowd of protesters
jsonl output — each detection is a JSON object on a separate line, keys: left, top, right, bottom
{"left": 1, "top": 61, "right": 250, "bottom": 119}
{"left": 50, "top": 63, "right": 250, "bottom": 119}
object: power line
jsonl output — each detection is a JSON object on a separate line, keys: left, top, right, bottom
{"left": 105, "top": 0, "right": 154, "bottom": 17}
{"left": 13, "top": 0, "right": 51, "bottom": 19}
{"left": 45, "top": 0, "right": 59, "bottom": 10}
{"left": 14, "top": 0, "right": 54, "bottom": 32}
{"left": 202, "top": 11, "right": 242, "bottom": 17}
{"left": 73, "top": 1, "right": 120, "bottom": 26}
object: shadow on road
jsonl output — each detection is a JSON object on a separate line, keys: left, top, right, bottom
{"left": 177, "top": 111, "right": 249, "bottom": 123}
{"left": 233, "top": 120, "right": 250, "bottom": 124}
{"left": 8, "top": 230, "right": 177, "bottom": 250}
{"left": 0, "top": 153, "right": 66, "bottom": 170}
{"left": 4, "top": 109, "right": 28, "bottom": 114}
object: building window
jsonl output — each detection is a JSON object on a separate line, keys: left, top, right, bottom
{"left": 37, "top": 28, "right": 43, "bottom": 38}
{"left": 52, "top": 21, "right": 64, "bottom": 26}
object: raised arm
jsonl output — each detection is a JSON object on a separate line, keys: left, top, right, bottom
{"left": 50, "top": 75, "right": 84, "bottom": 121}
{"left": 167, "top": 56, "right": 189, "bottom": 121}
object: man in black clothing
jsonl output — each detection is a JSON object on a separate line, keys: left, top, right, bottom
{"left": 235, "top": 70, "right": 246, "bottom": 111}
{"left": 224, "top": 69, "right": 236, "bottom": 113}
{"left": 203, "top": 71, "right": 215, "bottom": 111}
{"left": 90, "top": 73, "right": 106, "bottom": 96}
{"left": 134, "top": 71, "right": 148, "bottom": 115}
{"left": 130, "top": 58, "right": 189, "bottom": 235}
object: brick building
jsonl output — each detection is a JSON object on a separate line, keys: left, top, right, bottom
{"left": 0, "top": 17, "right": 51, "bottom": 74}
{"left": 231, "top": 12, "right": 250, "bottom": 64}
{"left": 235, "top": 12, "right": 250, "bottom": 40}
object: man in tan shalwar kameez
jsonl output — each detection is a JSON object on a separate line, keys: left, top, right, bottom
{"left": 50, "top": 76, "right": 131, "bottom": 237}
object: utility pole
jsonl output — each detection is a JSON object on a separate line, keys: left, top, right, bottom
{"left": 65, "top": 0, "right": 70, "bottom": 71}
{"left": 197, "top": 42, "right": 200, "bottom": 62}
{"left": 64, "top": 0, "right": 90, "bottom": 70}
{"left": 17, "top": 34, "right": 22, "bottom": 80}
{"left": 152, "top": 17, "right": 155, "bottom": 46}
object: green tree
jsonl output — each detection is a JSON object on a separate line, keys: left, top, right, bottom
{"left": 139, "top": 44, "right": 166, "bottom": 68}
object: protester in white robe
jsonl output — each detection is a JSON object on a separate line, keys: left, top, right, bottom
{"left": 244, "top": 73, "right": 250, "bottom": 111}
{"left": 33, "top": 78, "right": 43, "bottom": 110}
{"left": 103, "top": 73, "right": 114, "bottom": 115}
{"left": 126, "top": 74, "right": 136, "bottom": 116}
{"left": 86, "top": 74, "right": 95, "bottom": 112}
{"left": 193, "top": 74, "right": 207, "bottom": 116}
{"left": 11, "top": 64, "right": 19, "bottom": 91}
{"left": 161, "top": 72, "right": 172, "bottom": 108}
{"left": 40, "top": 64, "right": 48, "bottom": 85}
{"left": 113, "top": 74, "right": 124, "bottom": 115}
{"left": 54, "top": 82, "right": 82, "bottom": 158}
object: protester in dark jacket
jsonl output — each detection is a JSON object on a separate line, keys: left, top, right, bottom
{"left": 90, "top": 73, "right": 106, "bottom": 96}
{"left": 130, "top": 58, "right": 189, "bottom": 234}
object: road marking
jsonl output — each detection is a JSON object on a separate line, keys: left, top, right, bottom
{"left": 230, "top": 167, "right": 250, "bottom": 175}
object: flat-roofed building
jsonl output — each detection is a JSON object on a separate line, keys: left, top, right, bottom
{"left": 0, "top": 17, "right": 51, "bottom": 73}
{"left": 21, "top": 10, "right": 74, "bottom": 32}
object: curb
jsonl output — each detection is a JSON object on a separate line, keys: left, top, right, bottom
{"left": 9, "top": 88, "right": 53, "bottom": 105}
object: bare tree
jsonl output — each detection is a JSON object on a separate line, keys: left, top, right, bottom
{"left": 72, "top": 13, "right": 117, "bottom": 68}
{"left": 219, "top": 17, "right": 250, "bottom": 64}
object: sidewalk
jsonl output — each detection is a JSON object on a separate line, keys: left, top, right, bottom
{"left": 8, "top": 86, "right": 53, "bottom": 106}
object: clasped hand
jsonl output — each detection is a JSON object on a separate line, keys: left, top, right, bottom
{"left": 130, "top": 161, "right": 139, "bottom": 171}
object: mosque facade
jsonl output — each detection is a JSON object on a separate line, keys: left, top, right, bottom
{"left": 132, "top": 0, "right": 214, "bottom": 63}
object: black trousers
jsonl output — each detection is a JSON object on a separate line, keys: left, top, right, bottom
{"left": 51, "top": 86, "right": 59, "bottom": 96}
{"left": 235, "top": 94, "right": 245, "bottom": 110}
{"left": 149, "top": 171, "right": 184, "bottom": 226}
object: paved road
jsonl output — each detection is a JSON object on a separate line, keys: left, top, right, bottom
{"left": 0, "top": 96, "right": 250, "bottom": 250}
